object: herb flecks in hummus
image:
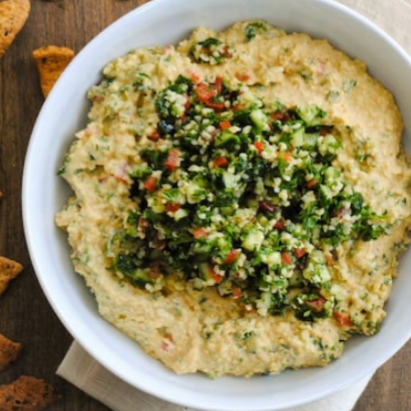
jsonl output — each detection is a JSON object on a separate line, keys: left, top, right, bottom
{"left": 56, "top": 21, "right": 411, "bottom": 377}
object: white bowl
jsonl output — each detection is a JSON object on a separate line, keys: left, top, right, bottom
{"left": 22, "top": 0, "right": 411, "bottom": 410}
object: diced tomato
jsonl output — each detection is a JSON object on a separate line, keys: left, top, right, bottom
{"left": 270, "top": 112, "right": 290, "bottom": 122}
{"left": 212, "top": 271, "right": 223, "bottom": 284}
{"left": 138, "top": 217, "right": 149, "bottom": 233}
{"left": 232, "top": 104, "right": 244, "bottom": 111}
{"left": 307, "top": 179, "right": 318, "bottom": 189}
{"left": 205, "top": 100, "right": 225, "bottom": 111}
{"left": 193, "top": 228, "right": 208, "bottom": 239}
{"left": 148, "top": 131, "right": 160, "bottom": 141}
{"left": 282, "top": 251, "right": 293, "bottom": 266}
{"left": 306, "top": 297, "right": 326, "bottom": 313}
{"left": 259, "top": 201, "right": 275, "bottom": 213}
{"left": 223, "top": 249, "right": 240, "bottom": 265}
{"left": 254, "top": 141, "right": 264, "bottom": 156}
{"left": 214, "top": 76, "right": 223, "bottom": 94}
{"left": 213, "top": 156, "right": 229, "bottom": 168}
{"left": 232, "top": 286, "right": 242, "bottom": 299}
{"left": 274, "top": 220, "right": 287, "bottom": 230}
{"left": 293, "top": 248, "right": 307, "bottom": 259}
{"left": 184, "top": 97, "right": 191, "bottom": 111}
{"left": 219, "top": 121, "right": 231, "bottom": 130}
{"left": 270, "top": 112, "right": 285, "bottom": 121}
{"left": 195, "top": 83, "right": 215, "bottom": 102}
{"left": 164, "top": 149, "right": 180, "bottom": 171}
{"left": 143, "top": 176, "right": 158, "bottom": 192}
{"left": 334, "top": 312, "right": 354, "bottom": 327}
{"left": 195, "top": 79, "right": 225, "bottom": 111}
{"left": 186, "top": 70, "right": 200, "bottom": 83}
{"left": 235, "top": 72, "right": 250, "bottom": 82}
{"left": 325, "top": 255, "right": 334, "bottom": 266}
{"left": 223, "top": 46, "right": 232, "bottom": 58}
{"left": 154, "top": 240, "right": 166, "bottom": 250}
{"left": 278, "top": 152, "right": 292, "bottom": 163}
{"left": 166, "top": 202, "right": 181, "bottom": 212}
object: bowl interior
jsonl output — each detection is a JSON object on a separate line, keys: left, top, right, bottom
{"left": 23, "top": 0, "right": 411, "bottom": 410}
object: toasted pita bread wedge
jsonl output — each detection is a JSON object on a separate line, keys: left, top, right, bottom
{"left": 0, "top": 333, "right": 22, "bottom": 371}
{"left": 0, "top": 0, "right": 31, "bottom": 58}
{"left": 32, "top": 46, "right": 75, "bottom": 97}
{"left": 0, "top": 256, "right": 23, "bottom": 297}
{"left": 0, "top": 376, "right": 61, "bottom": 411}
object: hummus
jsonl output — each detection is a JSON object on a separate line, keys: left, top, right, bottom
{"left": 56, "top": 21, "right": 411, "bottom": 377}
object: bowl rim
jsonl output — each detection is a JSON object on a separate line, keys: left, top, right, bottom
{"left": 22, "top": 0, "right": 411, "bottom": 410}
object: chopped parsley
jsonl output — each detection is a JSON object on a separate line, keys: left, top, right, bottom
{"left": 190, "top": 38, "right": 233, "bottom": 65}
{"left": 244, "top": 22, "right": 268, "bottom": 41}
{"left": 109, "top": 76, "right": 389, "bottom": 319}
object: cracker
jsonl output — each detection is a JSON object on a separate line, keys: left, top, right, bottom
{"left": 32, "top": 46, "right": 75, "bottom": 97}
{"left": 0, "top": 376, "right": 61, "bottom": 411}
{"left": 0, "top": 0, "right": 31, "bottom": 58}
{"left": 0, "top": 333, "right": 22, "bottom": 371}
{"left": 0, "top": 256, "right": 23, "bottom": 297}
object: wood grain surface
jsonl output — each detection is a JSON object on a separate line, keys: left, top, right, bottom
{"left": 0, "top": 1, "right": 410, "bottom": 410}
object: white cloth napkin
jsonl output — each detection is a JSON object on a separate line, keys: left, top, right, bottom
{"left": 57, "top": 341, "right": 372, "bottom": 411}
{"left": 57, "top": 0, "right": 411, "bottom": 410}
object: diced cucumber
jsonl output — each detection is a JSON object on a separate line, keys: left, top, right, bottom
{"left": 242, "top": 229, "right": 265, "bottom": 251}
{"left": 220, "top": 206, "right": 236, "bottom": 216}
{"left": 319, "top": 184, "right": 333, "bottom": 201}
{"left": 303, "top": 133, "right": 318, "bottom": 148}
{"left": 193, "top": 277, "right": 207, "bottom": 290}
{"left": 256, "top": 291, "right": 272, "bottom": 315}
{"left": 215, "top": 130, "right": 240, "bottom": 147}
{"left": 129, "top": 164, "right": 152, "bottom": 179}
{"left": 173, "top": 208, "right": 189, "bottom": 220}
{"left": 303, "top": 261, "right": 331, "bottom": 285}
{"left": 318, "top": 134, "right": 341, "bottom": 156}
{"left": 222, "top": 171, "right": 242, "bottom": 189}
{"left": 130, "top": 268, "right": 151, "bottom": 283}
{"left": 310, "top": 250, "right": 325, "bottom": 263}
{"left": 291, "top": 128, "right": 304, "bottom": 147}
{"left": 186, "top": 183, "right": 207, "bottom": 203}
{"left": 266, "top": 251, "right": 282, "bottom": 266}
{"left": 302, "top": 191, "right": 317, "bottom": 208}
{"left": 250, "top": 109, "right": 269, "bottom": 130}
{"left": 199, "top": 263, "right": 213, "bottom": 280}
{"left": 218, "top": 279, "right": 233, "bottom": 296}
{"left": 193, "top": 174, "right": 210, "bottom": 188}
{"left": 296, "top": 106, "right": 326, "bottom": 126}
{"left": 324, "top": 167, "right": 341, "bottom": 184}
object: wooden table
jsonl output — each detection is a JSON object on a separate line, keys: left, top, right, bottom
{"left": 0, "top": 0, "right": 410, "bottom": 409}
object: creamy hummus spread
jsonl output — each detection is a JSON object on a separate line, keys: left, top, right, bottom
{"left": 56, "top": 21, "right": 411, "bottom": 377}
